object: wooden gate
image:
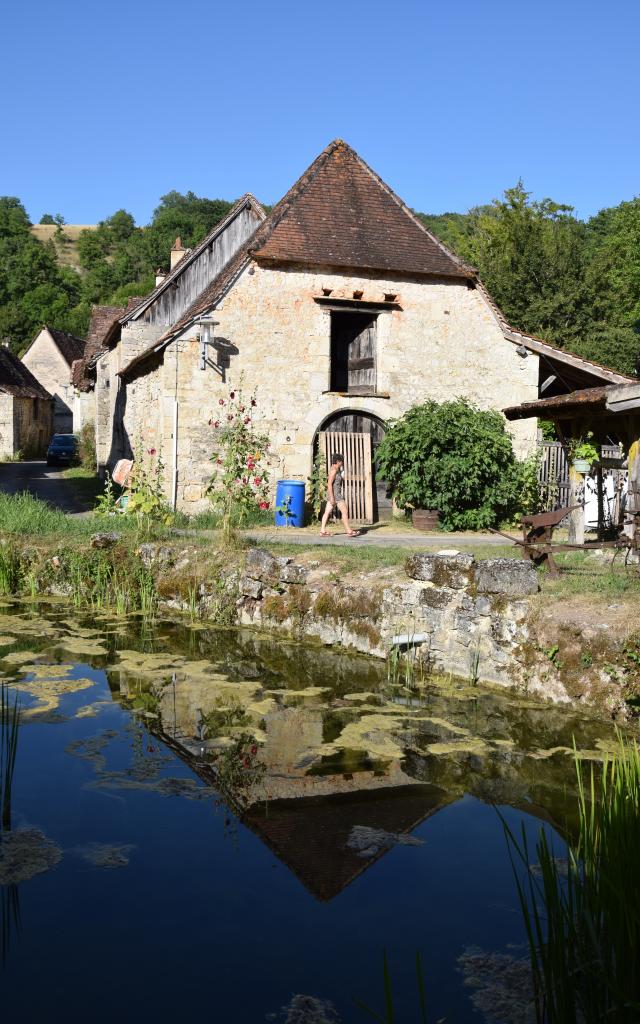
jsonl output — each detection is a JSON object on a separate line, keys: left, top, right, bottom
{"left": 319, "top": 430, "right": 374, "bottom": 524}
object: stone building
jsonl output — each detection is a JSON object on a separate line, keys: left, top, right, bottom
{"left": 70, "top": 304, "right": 127, "bottom": 449}
{"left": 21, "top": 326, "right": 84, "bottom": 433}
{"left": 0, "top": 344, "right": 53, "bottom": 457}
{"left": 104, "top": 140, "right": 632, "bottom": 515}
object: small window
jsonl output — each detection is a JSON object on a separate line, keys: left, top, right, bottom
{"left": 330, "top": 311, "right": 377, "bottom": 395}
{"left": 33, "top": 398, "right": 39, "bottom": 421}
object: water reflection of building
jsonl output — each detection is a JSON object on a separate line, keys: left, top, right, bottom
{"left": 108, "top": 657, "right": 591, "bottom": 903}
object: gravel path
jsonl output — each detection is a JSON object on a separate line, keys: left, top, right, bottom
{"left": 0, "top": 460, "right": 92, "bottom": 514}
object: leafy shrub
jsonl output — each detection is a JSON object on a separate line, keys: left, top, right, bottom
{"left": 375, "top": 399, "right": 521, "bottom": 531}
{"left": 77, "top": 422, "right": 96, "bottom": 472}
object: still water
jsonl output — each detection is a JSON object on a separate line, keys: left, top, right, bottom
{"left": 0, "top": 601, "right": 621, "bottom": 1023}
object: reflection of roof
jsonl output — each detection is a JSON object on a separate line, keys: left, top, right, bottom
{"left": 245, "top": 785, "right": 450, "bottom": 902}
{"left": 0, "top": 346, "right": 52, "bottom": 399}
{"left": 504, "top": 382, "right": 640, "bottom": 420}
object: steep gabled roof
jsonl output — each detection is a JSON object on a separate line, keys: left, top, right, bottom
{"left": 121, "top": 194, "right": 266, "bottom": 325}
{"left": 47, "top": 327, "right": 85, "bottom": 365}
{"left": 120, "top": 141, "right": 637, "bottom": 389}
{"left": 22, "top": 326, "right": 85, "bottom": 367}
{"left": 71, "top": 305, "right": 126, "bottom": 392}
{"left": 0, "top": 346, "right": 52, "bottom": 400}
{"left": 251, "top": 139, "right": 474, "bottom": 279}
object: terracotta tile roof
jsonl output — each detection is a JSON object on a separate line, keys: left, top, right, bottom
{"left": 119, "top": 140, "right": 637, "bottom": 390}
{"left": 0, "top": 347, "right": 52, "bottom": 400}
{"left": 45, "top": 327, "right": 85, "bottom": 365}
{"left": 71, "top": 305, "right": 125, "bottom": 391}
{"left": 251, "top": 139, "right": 474, "bottom": 279}
{"left": 120, "top": 194, "right": 266, "bottom": 324}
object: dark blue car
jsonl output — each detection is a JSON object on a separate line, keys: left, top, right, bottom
{"left": 46, "top": 433, "right": 79, "bottom": 467}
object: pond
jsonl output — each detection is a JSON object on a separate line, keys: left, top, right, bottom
{"left": 0, "top": 601, "right": 623, "bottom": 1023}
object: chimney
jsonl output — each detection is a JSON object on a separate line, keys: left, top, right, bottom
{"left": 170, "top": 236, "right": 187, "bottom": 270}
{"left": 155, "top": 268, "right": 166, "bottom": 287}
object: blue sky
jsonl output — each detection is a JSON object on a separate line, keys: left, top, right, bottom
{"left": 3, "top": 0, "right": 639, "bottom": 225}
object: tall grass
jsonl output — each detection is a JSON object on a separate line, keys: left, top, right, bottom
{"left": 505, "top": 737, "right": 640, "bottom": 1022}
{"left": 1, "top": 682, "right": 20, "bottom": 833}
{"left": 355, "top": 951, "right": 428, "bottom": 1023}
{"left": 0, "top": 546, "right": 21, "bottom": 595}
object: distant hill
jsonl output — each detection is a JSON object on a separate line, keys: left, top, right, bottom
{"left": 30, "top": 223, "right": 98, "bottom": 271}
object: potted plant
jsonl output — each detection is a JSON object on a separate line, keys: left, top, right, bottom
{"left": 569, "top": 434, "right": 600, "bottom": 474}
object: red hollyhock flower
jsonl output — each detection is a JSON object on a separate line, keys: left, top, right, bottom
{"left": 251, "top": 398, "right": 256, "bottom": 407}
{"left": 148, "top": 448, "right": 156, "bottom": 455}
{"left": 229, "top": 391, "right": 235, "bottom": 399}
{"left": 259, "top": 501, "right": 269, "bottom": 510}
{"left": 214, "top": 420, "right": 220, "bottom": 428}
{"left": 250, "top": 745, "right": 258, "bottom": 755}
{"left": 254, "top": 477, "right": 261, "bottom": 487}
{"left": 219, "top": 398, "right": 225, "bottom": 406}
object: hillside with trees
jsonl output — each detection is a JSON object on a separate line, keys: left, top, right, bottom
{"left": 1, "top": 183, "right": 639, "bottom": 376}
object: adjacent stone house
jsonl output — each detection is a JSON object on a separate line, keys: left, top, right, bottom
{"left": 106, "top": 140, "right": 633, "bottom": 515}
{"left": 21, "top": 326, "right": 84, "bottom": 433}
{"left": 0, "top": 344, "right": 53, "bottom": 457}
{"left": 70, "top": 304, "right": 127, "bottom": 451}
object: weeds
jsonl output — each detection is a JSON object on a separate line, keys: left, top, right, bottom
{"left": 355, "top": 951, "right": 430, "bottom": 1023}
{"left": 504, "top": 736, "right": 640, "bottom": 1022}
{"left": 0, "top": 546, "right": 21, "bottom": 595}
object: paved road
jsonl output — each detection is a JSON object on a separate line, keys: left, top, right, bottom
{"left": 174, "top": 526, "right": 517, "bottom": 549}
{"left": 0, "top": 460, "right": 92, "bottom": 514}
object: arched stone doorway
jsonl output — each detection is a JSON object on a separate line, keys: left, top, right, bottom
{"left": 314, "top": 410, "right": 390, "bottom": 521}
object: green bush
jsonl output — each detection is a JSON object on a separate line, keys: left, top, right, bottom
{"left": 375, "top": 399, "right": 522, "bottom": 531}
{"left": 77, "top": 422, "right": 96, "bottom": 472}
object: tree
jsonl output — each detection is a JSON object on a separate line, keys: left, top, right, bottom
{"left": 375, "top": 400, "right": 522, "bottom": 531}
{"left": 39, "top": 213, "right": 56, "bottom": 225}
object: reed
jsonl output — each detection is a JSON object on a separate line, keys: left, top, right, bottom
{"left": 1, "top": 682, "right": 20, "bottom": 833}
{"left": 504, "top": 736, "right": 640, "bottom": 1022}
{"left": 0, "top": 546, "right": 21, "bottom": 596}
{"left": 356, "top": 951, "right": 428, "bottom": 1023}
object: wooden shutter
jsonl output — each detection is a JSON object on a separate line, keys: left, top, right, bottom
{"left": 348, "top": 319, "right": 376, "bottom": 394}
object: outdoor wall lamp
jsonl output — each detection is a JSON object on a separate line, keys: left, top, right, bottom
{"left": 195, "top": 316, "right": 220, "bottom": 371}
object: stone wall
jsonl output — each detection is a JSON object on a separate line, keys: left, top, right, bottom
{"left": 119, "top": 262, "right": 540, "bottom": 511}
{"left": 230, "top": 548, "right": 569, "bottom": 701}
{"left": 12, "top": 396, "right": 52, "bottom": 455}
{"left": 22, "top": 330, "right": 73, "bottom": 433}
{"left": 0, "top": 394, "right": 14, "bottom": 457}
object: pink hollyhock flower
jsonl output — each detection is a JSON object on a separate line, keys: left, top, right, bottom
{"left": 259, "top": 501, "right": 269, "bottom": 510}
{"left": 148, "top": 448, "right": 156, "bottom": 455}
{"left": 251, "top": 398, "right": 256, "bottom": 407}
{"left": 219, "top": 398, "right": 225, "bottom": 406}
{"left": 254, "top": 477, "right": 261, "bottom": 487}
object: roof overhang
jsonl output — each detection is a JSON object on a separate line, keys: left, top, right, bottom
{"left": 504, "top": 382, "right": 640, "bottom": 422}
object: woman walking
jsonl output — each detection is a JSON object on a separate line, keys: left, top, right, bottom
{"left": 320, "top": 453, "right": 361, "bottom": 537}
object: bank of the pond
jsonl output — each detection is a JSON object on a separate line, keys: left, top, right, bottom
{"left": 2, "top": 528, "right": 640, "bottom": 719}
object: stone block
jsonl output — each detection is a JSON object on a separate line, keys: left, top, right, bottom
{"left": 279, "top": 562, "right": 308, "bottom": 585}
{"left": 183, "top": 483, "right": 203, "bottom": 502}
{"left": 90, "top": 532, "right": 120, "bottom": 549}
{"left": 138, "top": 543, "right": 174, "bottom": 567}
{"left": 474, "top": 559, "right": 539, "bottom": 597}
{"left": 405, "top": 552, "right": 475, "bottom": 589}
{"left": 240, "top": 576, "right": 263, "bottom": 599}
{"left": 245, "top": 548, "right": 281, "bottom": 584}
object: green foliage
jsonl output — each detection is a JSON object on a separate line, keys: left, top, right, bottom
{"left": 125, "top": 447, "right": 174, "bottom": 526}
{"left": 38, "top": 214, "right": 56, "bottom": 225}
{"left": 375, "top": 400, "right": 521, "bottom": 531}
{"left": 77, "top": 422, "right": 96, "bottom": 472}
{"left": 505, "top": 737, "right": 640, "bottom": 1023}
{"left": 307, "top": 447, "right": 327, "bottom": 521}
{"left": 208, "top": 382, "right": 271, "bottom": 545}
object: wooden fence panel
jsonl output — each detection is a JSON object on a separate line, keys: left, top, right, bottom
{"left": 319, "top": 431, "right": 373, "bottom": 524}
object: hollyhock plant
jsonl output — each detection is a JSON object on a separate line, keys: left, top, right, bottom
{"left": 208, "top": 379, "right": 271, "bottom": 545}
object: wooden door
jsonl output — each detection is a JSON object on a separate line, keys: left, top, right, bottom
{"left": 348, "top": 319, "right": 376, "bottom": 394}
{"left": 319, "top": 430, "right": 373, "bottom": 524}
{"left": 330, "top": 313, "right": 377, "bottom": 394}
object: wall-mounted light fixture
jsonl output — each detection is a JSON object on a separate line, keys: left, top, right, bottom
{"left": 195, "top": 316, "right": 220, "bottom": 371}
{"left": 516, "top": 344, "right": 528, "bottom": 358}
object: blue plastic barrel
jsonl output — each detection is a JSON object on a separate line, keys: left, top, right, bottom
{"left": 274, "top": 480, "right": 306, "bottom": 528}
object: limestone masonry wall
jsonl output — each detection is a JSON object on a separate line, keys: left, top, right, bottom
{"left": 120, "top": 263, "right": 540, "bottom": 511}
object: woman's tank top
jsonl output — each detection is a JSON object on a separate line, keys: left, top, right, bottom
{"left": 333, "top": 467, "right": 344, "bottom": 502}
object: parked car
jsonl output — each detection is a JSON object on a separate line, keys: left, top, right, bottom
{"left": 46, "top": 434, "right": 79, "bottom": 467}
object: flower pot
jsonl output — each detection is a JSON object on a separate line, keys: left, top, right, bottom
{"left": 412, "top": 508, "right": 441, "bottom": 531}
{"left": 572, "top": 458, "right": 591, "bottom": 474}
